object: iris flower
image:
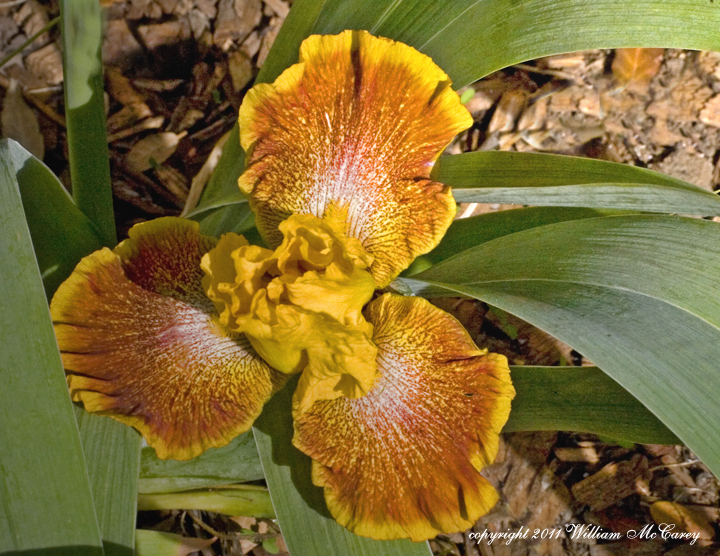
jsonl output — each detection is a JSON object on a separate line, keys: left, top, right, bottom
{"left": 51, "top": 30, "right": 515, "bottom": 542}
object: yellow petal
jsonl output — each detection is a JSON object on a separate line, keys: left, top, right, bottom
{"left": 51, "top": 217, "right": 286, "bottom": 460}
{"left": 239, "top": 30, "right": 472, "bottom": 287}
{"left": 293, "top": 294, "right": 515, "bottom": 541}
{"left": 202, "top": 213, "right": 378, "bottom": 412}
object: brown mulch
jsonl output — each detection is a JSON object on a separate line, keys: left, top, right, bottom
{"left": 2, "top": 1, "right": 720, "bottom": 555}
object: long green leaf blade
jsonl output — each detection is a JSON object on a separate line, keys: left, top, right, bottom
{"left": 138, "top": 432, "right": 264, "bottom": 494}
{"left": 315, "top": 0, "right": 720, "bottom": 87}
{"left": 408, "top": 206, "right": 627, "bottom": 271}
{"left": 253, "top": 382, "right": 433, "bottom": 556}
{"left": 0, "top": 154, "right": 104, "bottom": 555}
{"left": 60, "top": 0, "right": 115, "bottom": 246}
{"left": 406, "top": 215, "right": 720, "bottom": 478}
{"left": 505, "top": 366, "right": 679, "bottom": 444}
{"left": 437, "top": 152, "right": 720, "bottom": 213}
{"left": 59, "top": 5, "right": 143, "bottom": 555}
{"left": 0, "top": 139, "right": 103, "bottom": 297}
{"left": 7, "top": 141, "right": 140, "bottom": 556}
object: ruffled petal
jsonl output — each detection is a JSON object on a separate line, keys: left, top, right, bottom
{"left": 51, "top": 218, "right": 286, "bottom": 460}
{"left": 202, "top": 214, "right": 378, "bottom": 413}
{"left": 293, "top": 293, "right": 515, "bottom": 541}
{"left": 239, "top": 30, "right": 472, "bottom": 287}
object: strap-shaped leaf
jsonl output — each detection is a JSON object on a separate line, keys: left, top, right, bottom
{"left": 139, "top": 432, "right": 264, "bottom": 494}
{"left": 406, "top": 206, "right": 628, "bottom": 272}
{"left": 405, "top": 214, "right": 720, "bottom": 478}
{"left": 0, "top": 151, "right": 104, "bottom": 555}
{"left": 253, "top": 380, "right": 433, "bottom": 556}
{"left": 505, "top": 367, "right": 679, "bottom": 445}
{"left": 437, "top": 152, "right": 720, "bottom": 213}
{"left": 0, "top": 139, "right": 102, "bottom": 298}
{"left": 314, "top": 0, "right": 720, "bottom": 87}
{"left": 60, "top": 0, "right": 115, "bottom": 246}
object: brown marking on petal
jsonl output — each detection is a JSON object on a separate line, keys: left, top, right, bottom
{"left": 51, "top": 218, "right": 286, "bottom": 460}
{"left": 292, "top": 294, "right": 515, "bottom": 541}
{"left": 239, "top": 31, "right": 472, "bottom": 287}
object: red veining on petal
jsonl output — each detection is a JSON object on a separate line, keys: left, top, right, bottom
{"left": 239, "top": 31, "right": 472, "bottom": 287}
{"left": 293, "top": 294, "right": 515, "bottom": 541}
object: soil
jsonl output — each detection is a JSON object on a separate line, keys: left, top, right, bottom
{"left": 2, "top": 1, "right": 720, "bottom": 555}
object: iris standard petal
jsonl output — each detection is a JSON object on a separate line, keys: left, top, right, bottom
{"left": 238, "top": 30, "right": 473, "bottom": 287}
{"left": 51, "top": 218, "right": 286, "bottom": 460}
{"left": 293, "top": 293, "right": 515, "bottom": 541}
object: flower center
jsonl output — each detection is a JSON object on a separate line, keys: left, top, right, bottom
{"left": 201, "top": 211, "right": 379, "bottom": 413}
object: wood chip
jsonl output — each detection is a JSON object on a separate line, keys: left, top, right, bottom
{"left": 107, "top": 115, "right": 164, "bottom": 143}
{"left": 555, "top": 445, "right": 600, "bottom": 464}
{"left": 132, "top": 78, "right": 184, "bottom": 92}
{"left": 228, "top": 50, "right": 253, "bottom": 91}
{"left": 127, "top": 0, "right": 163, "bottom": 19}
{"left": 126, "top": 131, "right": 186, "bottom": 172}
{"left": 105, "top": 67, "right": 146, "bottom": 106}
{"left": 25, "top": 43, "right": 63, "bottom": 85}
{"left": 13, "top": 0, "right": 49, "bottom": 44}
{"left": 263, "top": 0, "right": 289, "bottom": 18}
{"left": 517, "top": 96, "right": 548, "bottom": 131}
{"left": 188, "top": 8, "right": 210, "bottom": 38}
{"left": 700, "top": 94, "right": 720, "bottom": 127}
{"left": 0, "top": 15, "right": 19, "bottom": 46}
{"left": 572, "top": 454, "right": 649, "bottom": 511}
{"left": 1, "top": 78, "right": 43, "bottom": 159}
{"left": 257, "top": 16, "right": 282, "bottom": 67}
{"left": 487, "top": 90, "right": 528, "bottom": 133}
{"left": 106, "top": 102, "right": 153, "bottom": 134}
{"left": 649, "top": 148, "right": 714, "bottom": 191}
{"left": 103, "top": 19, "right": 144, "bottom": 69}
{"left": 195, "top": 0, "right": 219, "bottom": 18}
{"left": 137, "top": 19, "right": 192, "bottom": 50}
{"left": 240, "top": 30, "right": 261, "bottom": 58}
{"left": 650, "top": 501, "right": 715, "bottom": 543}
{"left": 214, "top": 0, "right": 262, "bottom": 47}
{"left": 113, "top": 179, "right": 172, "bottom": 215}
{"left": 154, "top": 164, "right": 189, "bottom": 202}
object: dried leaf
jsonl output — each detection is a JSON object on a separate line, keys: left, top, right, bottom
{"left": 1, "top": 78, "right": 44, "bottom": 160}
{"left": 612, "top": 48, "right": 664, "bottom": 85}
{"left": 650, "top": 501, "right": 715, "bottom": 543}
{"left": 126, "top": 131, "right": 186, "bottom": 173}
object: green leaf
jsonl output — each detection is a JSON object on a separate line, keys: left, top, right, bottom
{"left": 505, "top": 366, "right": 680, "bottom": 445}
{"left": 75, "top": 410, "right": 141, "bottom": 556}
{"left": 405, "top": 206, "right": 627, "bottom": 273}
{"left": 135, "top": 530, "right": 215, "bottom": 556}
{"left": 60, "top": 0, "right": 115, "bottom": 246}
{"left": 405, "top": 214, "right": 720, "bottom": 478}
{"left": 0, "top": 139, "right": 103, "bottom": 298}
{"left": 0, "top": 151, "right": 104, "bottom": 555}
{"left": 437, "top": 152, "right": 720, "bottom": 214}
{"left": 313, "top": 0, "right": 720, "bottom": 87}
{"left": 58, "top": 5, "right": 143, "bottom": 554}
{"left": 137, "top": 486, "right": 274, "bottom": 517}
{"left": 139, "top": 431, "right": 264, "bottom": 494}
{"left": 253, "top": 380, "right": 433, "bottom": 556}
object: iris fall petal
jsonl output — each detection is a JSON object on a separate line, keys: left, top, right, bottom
{"left": 238, "top": 30, "right": 473, "bottom": 287}
{"left": 51, "top": 218, "right": 286, "bottom": 460}
{"left": 293, "top": 293, "right": 515, "bottom": 541}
